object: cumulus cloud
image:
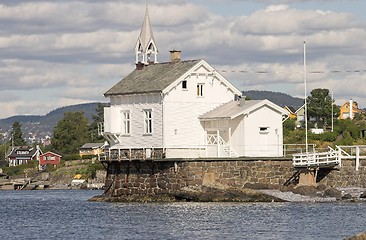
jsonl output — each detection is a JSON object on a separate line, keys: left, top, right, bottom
{"left": 0, "top": 0, "right": 366, "bottom": 118}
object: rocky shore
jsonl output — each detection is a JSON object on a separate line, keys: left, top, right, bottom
{"left": 0, "top": 167, "right": 106, "bottom": 191}
{"left": 89, "top": 183, "right": 366, "bottom": 203}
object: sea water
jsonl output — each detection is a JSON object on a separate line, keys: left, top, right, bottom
{"left": 1, "top": 190, "right": 365, "bottom": 240}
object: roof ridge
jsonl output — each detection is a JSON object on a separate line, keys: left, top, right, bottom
{"left": 155, "top": 59, "right": 201, "bottom": 65}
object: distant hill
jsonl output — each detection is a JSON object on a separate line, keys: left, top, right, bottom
{"left": 0, "top": 102, "right": 104, "bottom": 141}
{"left": 242, "top": 90, "right": 304, "bottom": 109}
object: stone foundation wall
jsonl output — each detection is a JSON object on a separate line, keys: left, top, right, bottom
{"left": 317, "top": 160, "right": 366, "bottom": 188}
{"left": 103, "top": 159, "right": 366, "bottom": 196}
{"left": 103, "top": 159, "right": 294, "bottom": 196}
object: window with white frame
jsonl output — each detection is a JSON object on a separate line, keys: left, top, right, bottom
{"left": 143, "top": 109, "right": 152, "bottom": 134}
{"left": 45, "top": 156, "right": 55, "bottom": 161}
{"left": 197, "top": 83, "right": 204, "bottom": 97}
{"left": 121, "top": 111, "right": 131, "bottom": 135}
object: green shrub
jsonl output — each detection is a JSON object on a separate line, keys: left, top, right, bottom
{"left": 81, "top": 154, "right": 97, "bottom": 160}
{"left": 62, "top": 154, "right": 81, "bottom": 161}
{"left": 75, "top": 161, "right": 104, "bottom": 179}
{"left": 3, "top": 160, "right": 39, "bottom": 176}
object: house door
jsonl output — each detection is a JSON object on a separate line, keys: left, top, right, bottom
{"left": 259, "top": 132, "right": 269, "bottom": 156}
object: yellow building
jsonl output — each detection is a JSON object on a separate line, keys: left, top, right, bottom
{"left": 79, "top": 143, "right": 106, "bottom": 158}
{"left": 339, "top": 100, "right": 363, "bottom": 120}
{"left": 284, "top": 106, "right": 297, "bottom": 119}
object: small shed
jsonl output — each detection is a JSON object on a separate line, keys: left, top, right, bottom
{"left": 199, "top": 98, "right": 288, "bottom": 157}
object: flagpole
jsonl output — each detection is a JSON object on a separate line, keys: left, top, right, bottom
{"left": 331, "top": 91, "right": 334, "bottom": 132}
{"left": 304, "top": 41, "right": 308, "bottom": 154}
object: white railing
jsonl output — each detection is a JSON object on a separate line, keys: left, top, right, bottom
{"left": 206, "top": 134, "right": 238, "bottom": 157}
{"left": 292, "top": 147, "right": 340, "bottom": 167}
{"left": 336, "top": 145, "right": 366, "bottom": 171}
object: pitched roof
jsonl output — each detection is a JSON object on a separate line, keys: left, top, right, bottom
{"left": 199, "top": 99, "right": 287, "bottom": 120}
{"left": 8, "top": 146, "right": 40, "bottom": 158}
{"left": 40, "top": 151, "right": 63, "bottom": 157}
{"left": 79, "top": 143, "right": 105, "bottom": 149}
{"left": 104, "top": 60, "right": 200, "bottom": 96}
{"left": 285, "top": 106, "right": 296, "bottom": 113}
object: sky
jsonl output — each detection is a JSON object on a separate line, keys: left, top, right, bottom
{"left": 1, "top": 0, "right": 366, "bottom": 119}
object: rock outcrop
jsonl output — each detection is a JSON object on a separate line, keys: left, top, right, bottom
{"left": 344, "top": 232, "right": 366, "bottom": 240}
{"left": 89, "top": 186, "right": 285, "bottom": 203}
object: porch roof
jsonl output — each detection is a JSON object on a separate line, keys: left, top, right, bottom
{"left": 199, "top": 99, "right": 287, "bottom": 120}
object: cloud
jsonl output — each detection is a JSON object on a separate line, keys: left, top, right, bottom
{"left": 1, "top": 0, "right": 366, "bottom": 119}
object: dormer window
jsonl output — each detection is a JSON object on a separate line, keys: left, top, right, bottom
{"left": 182, "top": 80, "right": 187, "bottom": 90}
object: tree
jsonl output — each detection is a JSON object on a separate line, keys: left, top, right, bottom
{"left": 89, "top": 103, "right": 106, "bottom": 142}
{"left": 52, "top": 112, "right": 91, "bottom": 154}
{"left": 307, "top": 88, "right": 339, "bottom": 128}
{"left": 10, "top": 121, "right": 26, "bottom": 146}
{"left": 0, "top": 143, "right": 10, "bottom": 161}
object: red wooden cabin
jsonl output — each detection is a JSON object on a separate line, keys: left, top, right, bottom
{"left": 39, "top": 151, "right": 62, "bottom": 168}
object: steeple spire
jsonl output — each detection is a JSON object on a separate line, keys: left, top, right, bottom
{"left": 135, "top": 6, "right": 158, "bottom": 65}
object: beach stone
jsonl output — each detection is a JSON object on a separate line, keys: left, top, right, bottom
{"left": 244, "top": 183, "right": 269, "bottom": 190}
{"left": 344, "top": 232, "right": 366, "bottom": 240}
{"left": 359, "top": 192, "right": 366, "bottom": 198}
{"left": 317, "top": 184, "right": 327, "bottom": 191}
{"left": 323, "top": 188, "right": 342, "bottom": 200}
{"left": 342, "top": 193, "right": 353, "bottom": 200}
{"left": 292, "top": 185, "right": 317, "bottom": 196}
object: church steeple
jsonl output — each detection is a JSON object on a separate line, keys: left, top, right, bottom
{"left": 135, "top": 6, "right": 158, "bottom": 65}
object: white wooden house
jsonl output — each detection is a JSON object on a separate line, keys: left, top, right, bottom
{"left": 199, "top": 98, "right": 287, "bottom": 157}
{"left": 102, "top": 8, "right": 287, "bottom": 159}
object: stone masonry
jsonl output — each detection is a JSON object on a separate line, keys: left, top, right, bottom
{"left": 102, "top": 158, "right": 366, "bottom": 196}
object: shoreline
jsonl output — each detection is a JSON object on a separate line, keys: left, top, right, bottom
{"left": 89, "top": 186, "right": 366, "bottom": 203}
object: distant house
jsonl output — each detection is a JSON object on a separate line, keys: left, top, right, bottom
{"left": 79, "top": 143, "right": 106, "bottom": 158}
{"left": 7, "top": 146, "right": 42, "bottom": 167}
{"left": 295, "top": 104, "right": 305, "bottom": 128}
{"left": 101, "top": 8, "right": 287, "bottom": 159}
{"left": 283, "top": 104, "right": 305, "bottom": 128}
{"left": 284, "top": 106, "right": 297, "bottom": 119}
{"left": 39, "top": 151, "right": 62, "bottom": 169}
{"left": 339, "top": 100, "right": 363, "bottom": 120}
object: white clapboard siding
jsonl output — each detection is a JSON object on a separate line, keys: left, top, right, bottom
{"left": 106, "top": 94, "right": 164, "bottom": 148}
{"left": 103, "top": 107, "right": 111, "bottom": 133}
{"left": 243, "top": 105, "right": 283, "bottom": 157}
{"left": 163, "top": 101, "right": 219, "bottom": 148}
{"left": 163, "top": 71, "right": 236, "bottom": 148}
